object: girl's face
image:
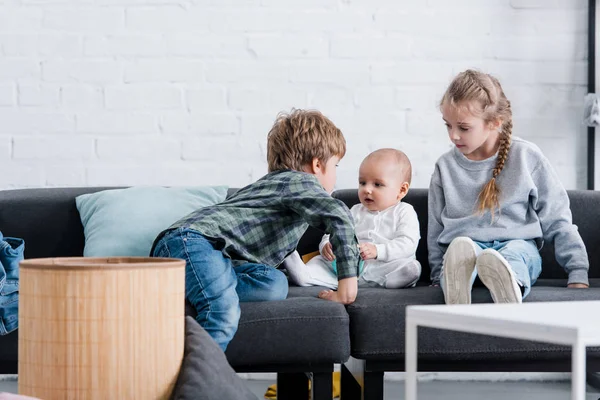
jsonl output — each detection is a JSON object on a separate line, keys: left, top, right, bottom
{"left": 441, "top": 102, "right": 501, "bottom": 161}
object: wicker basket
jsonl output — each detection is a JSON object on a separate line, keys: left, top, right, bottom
{"left": 18, "top": 257, "right": 185, "bottom": 400}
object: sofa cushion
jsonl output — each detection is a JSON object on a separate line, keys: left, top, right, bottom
{"left": 348, "top": 279, "right": 600, "bottom": 361}
{"left": 170, "top": 316, "right": 258, "bottom": 400}
{"left": 0, "top": 187, "right": 238, "bottom": 260}
{"left": 76, "top": 186, "right": 228, "bottom": 257}
{"left": 185, "top": 286, "right": 350, "bottom": 368}
{"left": 333, "top": 189, "right": 600, "bottom": 282}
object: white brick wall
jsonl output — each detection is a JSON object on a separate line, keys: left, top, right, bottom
{"left": 0, "top": 0, "right": 589, "bottom": 189}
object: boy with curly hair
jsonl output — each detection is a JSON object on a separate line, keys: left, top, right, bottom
{"left": 151, "top": 109, "right": 361, "bottom": 350}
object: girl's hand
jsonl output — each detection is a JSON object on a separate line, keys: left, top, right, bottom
{"left": 359, "top": 243, "right": 377, "bottom": 260}
{"left": 321, "top": 242, "right": 335, "bottom": 261}
{"left": 567, "top": 283, "right": 589, "bottom": 288}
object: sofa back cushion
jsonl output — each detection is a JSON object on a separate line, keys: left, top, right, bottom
{"left": 333, "top": 189, "right": 600, "bottom": 282}
{"left": 0, "top": 187, "right": 118, "bottom": 259}
{"left": 0, "top": 187, "right": 597, "bottom": 281}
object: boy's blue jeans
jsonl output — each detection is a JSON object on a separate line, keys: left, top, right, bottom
{"left": 152, "top": 228, "right": 289, "bottom": 351}
{"left": 441, "top": 239, "right": 542, "bottom": 299}
{"left": 0, "top": 234, "right": 24, "bottom": 335}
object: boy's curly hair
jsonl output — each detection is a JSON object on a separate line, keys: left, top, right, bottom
{"left": 267, "top": 109, "right": 346, "bottom": 172}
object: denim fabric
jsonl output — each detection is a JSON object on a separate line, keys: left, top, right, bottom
{"left": 0, "top": 233, "right": 24, "bottom": 335}
{"left": 441, "top": 239, "right": 542, "bottom": 299}
{"left": 152, "top": 228, "right": 288, "bottom": 351}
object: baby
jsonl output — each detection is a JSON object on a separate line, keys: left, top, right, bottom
{"left": 284, "top": 148, "right": 421, "bottom": 289}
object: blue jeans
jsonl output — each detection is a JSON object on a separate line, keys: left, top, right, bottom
{"left": 152, "top": 228, "right": 289, "bottom": 351}
{"left": 441, "top": 239, "right": 542, "bottom": 299}
{"left": 0, "top": 234, "right": 24, "bottom": 335}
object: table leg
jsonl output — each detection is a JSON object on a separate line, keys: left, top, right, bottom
{"left": 571, "top": 341, "right": 586, "bottom": 400}
{"left": 405, "top": 319, "right": 418, "bottom": 400}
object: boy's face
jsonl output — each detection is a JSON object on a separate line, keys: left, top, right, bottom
{"left": 314, "top": 156, "right": 340, "bottom": 194}
{"left": 358, "top": 157, "right": 407, "bottom": 212}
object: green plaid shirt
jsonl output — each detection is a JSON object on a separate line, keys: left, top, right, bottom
{"left": 169, "top": 170, "right": 361, "bottom": 280}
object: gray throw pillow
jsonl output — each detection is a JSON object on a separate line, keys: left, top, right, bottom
{"left": 170, "top": 317, "right": 258, "bottom": 400}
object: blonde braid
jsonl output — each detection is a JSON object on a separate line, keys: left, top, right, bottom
{"left": 477, "top": 101, "right": 513, "bottom": 219}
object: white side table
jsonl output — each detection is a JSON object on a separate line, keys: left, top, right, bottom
{"left": 405, "top": 301, "right": 600, "bottom": 400}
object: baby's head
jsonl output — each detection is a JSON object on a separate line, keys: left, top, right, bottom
{"left": 358, "top": 149, "right": 412, "bottom": 212}
{"left": 267, "top": 109, "right": 346, "bottom": 193}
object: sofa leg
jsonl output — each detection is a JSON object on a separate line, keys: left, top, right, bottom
{"left": 277, "top": 372, "right": 309, "bottom": 400}
{"left": 341, "top": 357, "right": 384, "bottom": 400}
{"left": 340, "top": 363, "right": 362, "bottom": 400}
{"left": 311, "top": 371, "right": 333, "bottom": 400}
{"left": 363, "top": 371, "right": 384, "bottom": 400}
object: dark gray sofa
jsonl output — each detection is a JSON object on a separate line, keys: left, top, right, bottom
{"left": 0, "top": 187, "right": 348, "bottom": 400}
{"left": 333, "top": 188, "right": 600, "bottom": 400}
{"left": 0, "top": 186, "right": 598, "bottom": 400}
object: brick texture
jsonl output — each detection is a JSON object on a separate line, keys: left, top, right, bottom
{"left": 0, "top": 0, "right": 588, "bottom": 189}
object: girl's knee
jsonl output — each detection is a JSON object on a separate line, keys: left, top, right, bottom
{"left": 502, "top": 239, "right": 537, "bottom": 254}
{"left": 449, "top": 236, "right": 474, "bottom": 247}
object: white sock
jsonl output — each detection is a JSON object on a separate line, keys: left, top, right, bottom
{"left": 282, "top": 251, "right": 311, "bottom": 287}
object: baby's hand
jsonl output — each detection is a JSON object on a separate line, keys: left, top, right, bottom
{"left": 321, "top": 242, "right": 335, "bottom": 261}
{"left": 359, "top": 242, "right": 377, "bottom": 260}
{"left": 567, "top": 283, "right": 589, "bottom": 288}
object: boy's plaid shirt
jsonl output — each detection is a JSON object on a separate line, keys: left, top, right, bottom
{"left": 168, "top": 170, "right": 361, "bottom": 280}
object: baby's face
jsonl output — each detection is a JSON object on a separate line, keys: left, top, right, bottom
{"left": 358, "top": 158, "right": 405, "bottom": 212}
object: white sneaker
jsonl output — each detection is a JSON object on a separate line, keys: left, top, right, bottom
{"left": 476, "top": 249, "right": 522, "bottom": 304}
{"left": 442, "top": 237, "right": 478, "bottom": 304}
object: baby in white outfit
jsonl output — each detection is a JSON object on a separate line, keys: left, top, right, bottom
{"left": 284, "top": 148, "right": 421, "bottom": 289}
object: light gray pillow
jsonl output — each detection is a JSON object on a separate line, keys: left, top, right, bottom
{"left": 170, "top": 317, "right": 258, "bottom": 400}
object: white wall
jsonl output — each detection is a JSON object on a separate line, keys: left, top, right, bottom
{"left": 0, "top": 0, "right": 589, "bottom": 190}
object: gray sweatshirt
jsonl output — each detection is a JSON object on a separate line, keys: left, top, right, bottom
{"left": 428, "top": 137, "right": 589, "bottom": 286}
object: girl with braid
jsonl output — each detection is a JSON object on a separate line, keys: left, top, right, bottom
{"left": 428, "top": 70, "right": 589, "bottom": 305}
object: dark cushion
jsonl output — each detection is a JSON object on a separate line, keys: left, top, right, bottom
{"left": 333, "top": 189, "right": 600, "bottom": 282}
{"left": 5, "top": 187, "right": 597, "bottom": 279}
{"left": 185, "top": 287, "right": 350, "bottom": 368}
{"left": 0, "top": 187, "right": 119, "bottom": 259}
{"left": 348, "top": 279, "right": 600, "bottom": 361}
{"left": 170, "top": 316, "right": 258, "bottom": 400}
{"left": 539, "top": 190, "right": 600, "bottom": 279}
{"left": 0, "top": 187, "right": 238, "bottom": 260}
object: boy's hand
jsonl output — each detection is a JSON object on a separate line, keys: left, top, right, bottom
{"left": 359, "top": 243, "right": 377, "bottom": 260}
{"left": 318, "top": 276, "right": 358, "bottom": 305}
{"left": 567, "top": 283, "right": 589, "bottom": 288}
{"left": 321, "top": 242, "right": 335, "bottom": 261}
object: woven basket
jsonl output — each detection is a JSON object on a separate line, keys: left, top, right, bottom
{"left": 18, "top": 257, "right": 185, "bottom": 400}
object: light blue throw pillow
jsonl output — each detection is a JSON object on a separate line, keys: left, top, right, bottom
{"left": 76, "top": 186, "right": 228, "bottom": 257}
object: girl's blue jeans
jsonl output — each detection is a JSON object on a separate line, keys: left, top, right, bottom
{"left": 152, "top": 228, "right": 289, "bottom": 351}
{"left": 441, "top": 239, "right": 542, "bottom": 299}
